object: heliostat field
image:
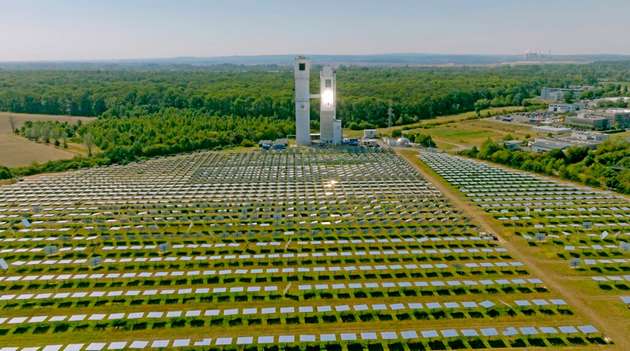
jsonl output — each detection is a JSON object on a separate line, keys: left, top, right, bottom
{"left": 0, "top": 149, "right": 610, "bottom": 350}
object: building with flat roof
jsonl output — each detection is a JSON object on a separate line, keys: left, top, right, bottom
{"left": 363, "top": 129, "right": 377, "bottom": 139}
{"left": 564, "top": 108, "right": 630, "bottom": 131}
{"left": 570, "top": 131, "right": 608, "bottom": 142}
{"left": 531, "top": 138, "right": 573, "bottom": 152}
{"left": 548, "top": 103, "right": 584, "bottom": 113}
{"left": 565, "top": 115, "right": 610, "bottom": 130}
{"left": 533, "top": 126, "right": 571, "bottom": 134}
{"left": 540, "top": 87, "right": 590, "bottom": 102}
{"left": 605, "top": 109, "right": 630, "bottom": 129}
{"left": 503, "top": 140, "right": 522, "bottom": 150}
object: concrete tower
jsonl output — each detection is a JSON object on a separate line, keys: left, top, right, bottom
{"left": 319, "top": 66, "right": 338, "bottom": 144}
{"left": 294, "top": 56, "right": 311, "bottom": 146}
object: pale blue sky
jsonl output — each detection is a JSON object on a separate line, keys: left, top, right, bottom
{"left": 1, "top": 0, "right": 628, "bottom": 61}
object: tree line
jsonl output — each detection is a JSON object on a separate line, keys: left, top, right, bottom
{"left": 17, "top": 120, "right": 83, "bottom": 148}
{"left": 2, "top": 61, "right": 630, "bottom": 181}
{"left": 3, "top": 62, "right": 630, "bottom": 129}
{"left": 86, "top": 109, "right": 293, "bottom": 163}
{"left": 1, "top": 110, "right": 293, "bottom": 180}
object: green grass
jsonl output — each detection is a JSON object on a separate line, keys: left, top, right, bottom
{"left": 344, "top": 106, "right": 526, "bottom": 138}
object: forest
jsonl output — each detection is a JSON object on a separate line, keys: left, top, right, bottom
{"left": 2, "top": 61, "right": 630, "bottom": 180}
{"left": 1, "top": 110, "right": 293, "bottom": 179}
{"left": 2, "top": 61, "right": 630, "bottom": 130}
{"left": 460, "top": 139, "right": 630, "bottom": 194}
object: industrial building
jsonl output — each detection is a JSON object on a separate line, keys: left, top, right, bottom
{"left": 363, "top": 129, "right": 377, "bottom": 139}
{"left": 530, "top": 131, "right": 609, "bottom": 153}
{"left": 570, "top": 131, "right": 608, "bottom": 143}
{"left": 503, "top": 140, "right": 522, "bottom": 150}
{"left": 531, "top": 138, "right": 573, "bottom": 152}
{"left": 540, "top": 86, "right": 590, "bottom": 102}
{"left": 565, "top": 114, "right": 610, "bottom": 130}
{"left": 606, "top": 108, "right": 630, "bottom": 129}
{"left": 564, "top": 109, "right": 630, "bottom": 131}
{"left": 294, "top": 56, "right": 342, "bottom": 146}
{"left": 548, "top": 103, "right": 584, "bottom": 113}
{"left": 533, "top": 126, "right": 572, "bottom": 134}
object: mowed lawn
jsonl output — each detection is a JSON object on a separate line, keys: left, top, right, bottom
{"left": 409, "top": 118, "right": 536, "bottom": 151}
{"left": 344, "top": 106, "right": 525, "bottom": 138}
{"left": 0, "top": 112, "right": 94, "bottom": 167}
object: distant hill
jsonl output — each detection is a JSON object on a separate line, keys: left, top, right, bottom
{"left": 2, "top": 53, "right": 630, "bottom": 70}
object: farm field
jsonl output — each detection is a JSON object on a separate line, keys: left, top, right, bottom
{"left": 0, "top": 148, "right": 615, "bottom": 350}
{"left": 420, "top": 150, "right": 630, "bottom": 349}
{"left": 0, "top": 112, "right": 94, "bottom": 167}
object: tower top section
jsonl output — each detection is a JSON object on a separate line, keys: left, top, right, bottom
{"left": 321, "top": 65, "right": 335, "bottom": 76}
{"left": 294, "top": 57, "right": 310, "bottom": 77}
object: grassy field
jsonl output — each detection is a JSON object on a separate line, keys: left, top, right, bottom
{"left": 416, "top": 118, "right": 535, "bottom": 151}
{"left": 609, "top": 130, "right": 630, "bottom": 141}
{"left": 344, "top": 106, "right": 526, "bottom": 138}
{"left": 344, "top": 106, "right": 539, "bottom": 152}
{"left": 0, "top": 112, "right": 94, "bottom": 167}
{"left": 428, "top": 119, "right": 628, "bottom": 153}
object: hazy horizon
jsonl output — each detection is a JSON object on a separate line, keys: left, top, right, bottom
{"left": 1, "top": 0, "right": 630, "bottom": 61}
{"left": 3, "top": 52, "right": 630, "bottom": 64}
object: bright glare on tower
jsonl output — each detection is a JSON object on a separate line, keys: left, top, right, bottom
{"left": 321, "top": 89, "right": 334, "bottom": 106}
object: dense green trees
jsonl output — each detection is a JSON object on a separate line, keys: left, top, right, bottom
{"left": 0, "top": 166, "right": 12, "bottom": 180}
{"left": 3, "top": 62, "right": 629, "bottom": 129}
{"left": 9, "top": 110, "right": 293, "bottom": 177}
{"left": 18, "top": 120, "right": 80, "bottom": 147}
{"left": 461, "top": 139, "right": 630, "bottom": 194}
{"left": 85, "top": 109, "right": 293, "bottom": 162}
{"left": 17, "top": 109, "right": 293, "bottom": 164}
{"left": 408, "top": 133, "right": 437, "bottom": 148}
{"left": 9, "top": 156, "right": 111, "bottom": 178}
{"left": 3, "top": 62, "right": 630, "bottom": 180}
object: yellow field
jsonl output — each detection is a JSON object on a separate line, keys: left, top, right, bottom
{"left": 0, "top": 112, "right": 94, "bottom": 167}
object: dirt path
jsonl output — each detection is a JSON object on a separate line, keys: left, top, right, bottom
{"left": 395, "top": 148, "right": 628, "bottom": 351}
{"left": 432, "top": 138, "right": 468, "bottom": 151}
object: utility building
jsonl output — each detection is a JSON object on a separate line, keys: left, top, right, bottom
{"left": 294, "top": 56, "right": 311, "bottom": 146}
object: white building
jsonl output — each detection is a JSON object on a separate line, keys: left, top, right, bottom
{"left": 332, "top": 119, "right": 342, "bottom": 145}
{"left": 548, "top": 103, "right": 584, "bottom": 113}
{"left": 363, "top": 129, "right": 377, "bottom": 139}
{"left": 294, "top": 57, "right": 311, "bottom": 146}
{"left": 533, "top": 126, "right": 571, "bottom": 134}
{"left": 294, "top": 57, "right": 343, "bottom": 146}
{"left": 531, "top": 138, "right": 572, "bottom": 152}
{"left": 319, "top": 66, "right": 342, "bottom": 145}
{"left": 570, "top": 131, "right": 608, "bottom": 142}
{"left": 540, "top": 86, "right": 591, "bottom": 102}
